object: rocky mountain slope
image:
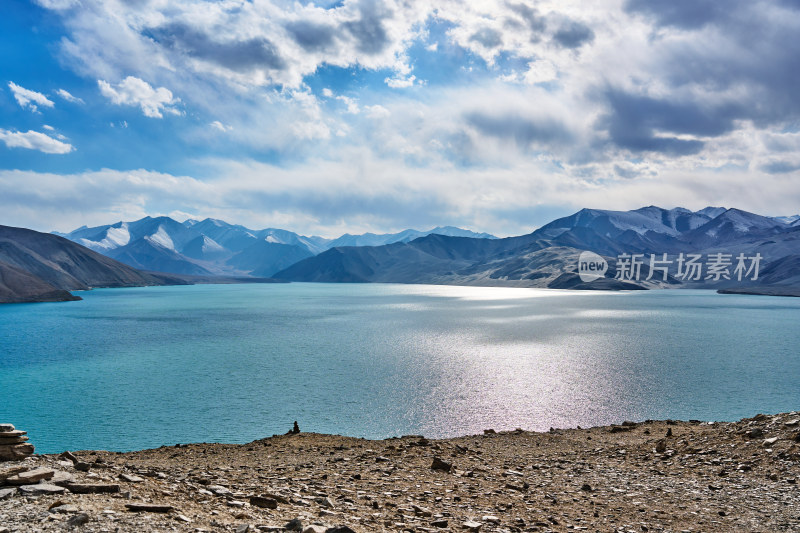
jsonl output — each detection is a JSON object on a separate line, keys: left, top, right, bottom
{"left": 0, "top": 225, "right": 191, "bottom": 304}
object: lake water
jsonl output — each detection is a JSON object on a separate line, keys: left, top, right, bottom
{"left": 1, "top": 283, "right": 799, "bottom": 453}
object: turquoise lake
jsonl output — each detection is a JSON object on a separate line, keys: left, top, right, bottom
{"left": 1, "top": 283, "right": 799, "bottom": 453}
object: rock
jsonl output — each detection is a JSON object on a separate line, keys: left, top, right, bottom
{"left": 176, "top": 515, "right": 191, "bottom": 523}
{"left": 0, "top": 424, "right": 15, "bottom": 432}
{"left": 0, "top": 436, "right": 29, "bottom": 444}
{"left": 59, "top": 451, "right": 79, "bottom": 463}
{"left": 0, "top": 430, "right": 25, "bottom": 437}
{"left": 315, "top": 496, "right": 335, "bottom": 508}
{"left": 65, "top": 483, "right": 121, "bottom": 494}
{"left": 74, "top": 462, "right": 92, "bottom": 472}
{"left": 18, "top": 483, "right": 66, "bottom": 495}
{"left": 49, "top": 470, "right": 75, "bottom": 485}
{"left": 250, "top": 495, "right": 279, "bottom": 509}
{"left": 66, "top": 513, "right": 90, "bottom": 528}
{"left": 0, "top": 487, "right": 17, "bottom": 500}
{"left": 0, "top": 443, "right": 34, "bottom": 461}
{"left": 125, "top": 503, "right": 174, "bottom": 513}
{"left": 763, "top": 437, "right": 779, "bottom": 446}
{"left": 581, "top": 483, "right": 593, "bottom": 492}
{"left": 285, "top": 518, "right": 303, "bottom": 531}
{"left": 236, "top": 525, "right": 252, "bottom": 533}
{"left": 5, "top": 467, "right": 55, "bottom": 485}
{"left": 302, "top": 526, "right": 326, "bottom": 533}
{"left": 208, "top": 484, "right": 232, "bottom": 496}
{"left": 655, "top": 439, "right": 667, "bottom": 453}
{"left": 120, "top": 473, "right": 145, "bottom": 483}
{"left": 784, "top": 419, "right": 800, "bottom": 427}
{"left": 325, "top": 528, "right": 356, "bottom": 533}
{"left": 463, "top": 520, "right": 483, "bottom": 530}
{"left": 482, "top": 515, "right": 500, "bottom": 523}
{"left": 748, "top": 427, "right": 764, "bottom": 439}
{"left": 431, "top": 457, "right": 452, "bottom": 472}
{"left": 50, "top": 504, "right": 80, "bottom": 514}
{"left": 483, "top": 429, "right": 496, "bottom": 435}
{"left": 0, "top": 465, "right": 27, "bottom": 483}
{"left": 431, "top": 519, "right": 449, "bottom": 528}
{"left": 666, "top": 428, "right": 673, "bottom": 437}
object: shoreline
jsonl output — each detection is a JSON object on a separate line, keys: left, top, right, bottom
{"left": 3, "top": 412, "right": 799, "bottom": 532}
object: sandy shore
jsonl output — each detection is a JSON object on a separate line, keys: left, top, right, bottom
{"left": 2, "top": 413, "right": 799, "bottom": 532}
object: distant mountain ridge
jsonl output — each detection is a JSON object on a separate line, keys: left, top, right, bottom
{"left": 273, "top": 206, "right": 800, "bottom": 293}
{"left": 56, "top": 218, "right": 498, "bottom": 277}
{"left": 40, "top": 205, "right": 800, "bottom": 296}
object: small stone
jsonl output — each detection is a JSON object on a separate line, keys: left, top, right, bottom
{"left": 59, "top": 451, "right": 79, "bottom": 463}
{"left": 50, "top": 470, "right": 76, "bottom": 486}
{"left": 581, "top": 483, "right": 593, "bottom": 492}
{"left": 0, "top": 487, "right": 17, "bottom": 500}
{"left": 236, "top": 525, "right": 252, "bottom": 533}
{"left": 0, "top": 424, "right": 15, "bottom": 432}
{"left": 74, "top": 462, "right": 92, "bottom": 472}
{"left": 748, "top": 427, "right": 764, "bottom": 438}
{"left": 483, "top": 429, "right": 496, "bottom": 435}
{"left": 250, "top": 496, "right": 278, "bottom": 509}
{"left": 176, "top": 515, "right": 191, "bottom": 523}
{"left": 18, "top": 483, "right": 66, "bottom": 495}
{"left": 125, "top": 503, "right": 174, "bottom": 513}
{"left": 50, "top": 504, "right": 80, "bottom": 514}
{"left": 120, "top": 473, "right": 145, "bottom": 483}
{"left": 463, "top": 520, "right": 483, "bottom": 531}
{"left": 665, "top": 428, "right": 673, "bottom": 437}
{"left": 374, "top": 455, "right": 389, "bottom": 463}
{"left": 763, "top": 437, "right": 779, "bottom": 446}
{"left": 482, "top": 515, "right": 500, "bottom": 524}
{"left": 784, "top": 419, "right": 800, "bottom": 427}
{"left": 315, "top": 496, "right": 335, "bottom": 509}
{"left": 208, "top": 484, "right": 232, "bottom": 496}
{"left": 302, "top": 526, "right": 326, "bottom": 533}
{"left": 431, "top": 519, "right": 449, "bottom": 528}
{"left": 285, "top": 518, "right": 303, "bottom": 531}
{"left": 431, "top": 457, "right": 452, "bottom": 472}
{"left": 324, "top": 528, "right": 356, "bottom": 533}
{"left": 655, "top": 439, "right": 667, "bottom": 453}
{"left": 66, "top": 513, "right": 90, "bottom": 528}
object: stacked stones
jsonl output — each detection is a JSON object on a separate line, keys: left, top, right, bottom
{"left": 0, "top": 424, "right": 34, "bottom": 461}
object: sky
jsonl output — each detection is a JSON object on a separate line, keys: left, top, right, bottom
{"left": 1, "top": 0, "right": 800, "bottom": 238}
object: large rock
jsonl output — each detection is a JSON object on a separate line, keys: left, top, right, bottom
{"left": 0, "top": 443, "right": 34, "bottom": 461}
{"left": 5, "top": 467, "right": 54, "bottom": 485}
{"left": 18, "top": 484, "right": 66, "bottom": 495}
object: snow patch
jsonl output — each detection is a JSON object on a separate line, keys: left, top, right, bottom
{"left": 78, "top": 223, "right": 130, "bottom": 250}
{"left": 145, "top": 225, "right": 176, "bottom": 250}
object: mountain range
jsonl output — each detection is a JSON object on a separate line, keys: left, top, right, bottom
{"left": 3, "top": 205, "right": 798, "bottom": 303}
{"left": 55, "top": 218, "right": 497, "bottom": 278}
{"left": 273, "top": 206, "right": 800, "bottom": 292}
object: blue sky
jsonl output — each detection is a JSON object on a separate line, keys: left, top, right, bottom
{"left": 1, "top": 0, "right": 800, "bottom": 237}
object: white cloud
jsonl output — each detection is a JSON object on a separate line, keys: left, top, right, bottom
{"left": 55, "top": 88, "right": 84, "bottom": 104}
{"left": 210, "top": 120, "right": 232, "bottom": 132}
{"left": 0, "top": 129, "right": 74, "bottom": 154}
{"left": 98, "top": 76, "right": 182, "bottom": 118}
{"left": 384, "top": 74, "right": 416, "bottom": 88}
{"left": 7, "top": 82, "right": 55, "bottom": 113}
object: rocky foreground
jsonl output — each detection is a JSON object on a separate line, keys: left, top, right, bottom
{"left": 2, "top": 414, "right": 800, "bottom": 533}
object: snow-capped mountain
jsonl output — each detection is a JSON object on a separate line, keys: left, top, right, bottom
{"left": 57, "top": 217, "right": 497, "bottom": 277}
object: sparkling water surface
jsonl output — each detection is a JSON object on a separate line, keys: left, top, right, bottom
{"left": 1, "top": 283, "right": 798, "bottom": 453}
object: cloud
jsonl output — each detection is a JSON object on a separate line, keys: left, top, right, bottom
{"left": 210, "top": 121, "right": 232, "bottom": 132}
{"left": 98, "top": 76, "right": 182, "bottom": 118}
{"left": 7, "top": 82, "right": 54, "bottom": 112}
{"left": 0, "top": 129, "right": 74, "bottom": 154}
{"left": 55, "top": 88, "right": 84, "bottom": 104}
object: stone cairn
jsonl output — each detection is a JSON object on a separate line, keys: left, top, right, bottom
{"left": 0, "top": 423, "right": 34, "bottom": 461}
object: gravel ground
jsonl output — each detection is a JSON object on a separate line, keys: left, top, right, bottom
{"left": 2, "top": 412, "right": 799, "bottom": 532}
